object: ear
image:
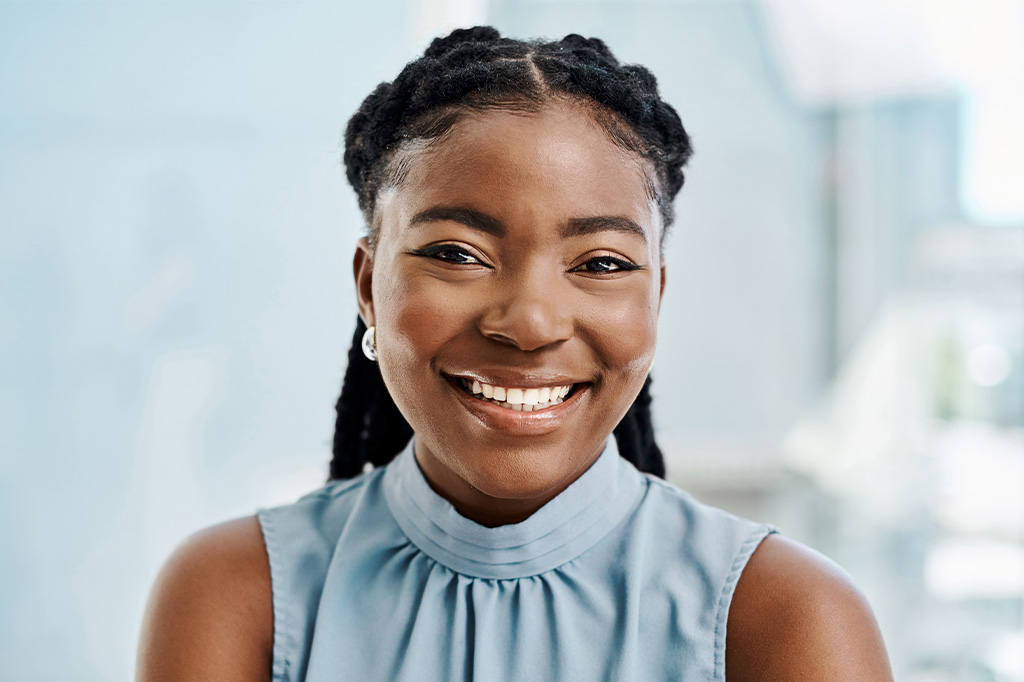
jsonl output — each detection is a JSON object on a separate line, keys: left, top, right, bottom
{"left": 658, "top": 265, "right": 666, "bottom": 309}
{"left": 353, "top": 237, "right": 375, "bottom": 327}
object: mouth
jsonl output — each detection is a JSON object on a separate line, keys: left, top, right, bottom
{"left": 449, "top": 376, "right": 585, "bottom": 412}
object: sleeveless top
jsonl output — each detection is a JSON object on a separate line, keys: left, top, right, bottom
{"left": 257, "top": 438, "right": 775, "bottom": 682}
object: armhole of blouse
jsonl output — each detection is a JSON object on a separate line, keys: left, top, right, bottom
{"left": 257, "top": 508, "right": 292, "bottom": 682}
{"left": 712, "top": 525, "right": 778, "bottom": 681}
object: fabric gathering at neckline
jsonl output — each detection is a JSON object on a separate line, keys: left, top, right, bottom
{"left": 382, "top": 437, "right": 646, "bottom": 580}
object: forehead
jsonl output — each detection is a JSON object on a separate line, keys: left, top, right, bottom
{"left": 385, "top": 102, "right": 658, "bottom": 234}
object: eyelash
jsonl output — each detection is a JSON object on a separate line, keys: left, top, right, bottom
{"left": 574, "top": 256, "right": 642, "bottom": 274}
{"left": 410, "top": 244, "right": 641, "bottom": 274}
{"left": 409, "top": 244, "right": 483, "bottom": 265}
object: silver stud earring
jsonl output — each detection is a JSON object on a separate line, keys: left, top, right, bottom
{"left": 361, "top": 325, "right": 377, "bottom": 362}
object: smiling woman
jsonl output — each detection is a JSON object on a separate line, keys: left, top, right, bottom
{"left": 360, "top": 102, "right": 663, "bottom": 523}
{"left": 136, "top": 27, "right": 894, "bottom": 682}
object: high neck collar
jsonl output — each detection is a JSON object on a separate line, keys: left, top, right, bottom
{"left": 383, "top": 437, "right": 644, "bottom": 580}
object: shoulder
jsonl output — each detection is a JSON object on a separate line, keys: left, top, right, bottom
{"left": 637, "top": 474, "right": 770, "bottom": 555}
{"left": 136, "top": 516, "right": 273, "bottom": 682}
{"left": 725, "top": 534, "right": 893, "bottom": 681}
{"left": 258, "top": 471, "right": 384, "bottom": 561}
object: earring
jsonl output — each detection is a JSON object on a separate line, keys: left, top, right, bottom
{"left": 361, "top": 325, "right": 377, "bottom": 362}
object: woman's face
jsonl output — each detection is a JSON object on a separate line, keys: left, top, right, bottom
{"left": 355, "top": 101, "right": 664, "bottom": 524}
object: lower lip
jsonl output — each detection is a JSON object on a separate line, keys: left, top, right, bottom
{"left": 445, "top": 377, "right": 589, "bottom": 436}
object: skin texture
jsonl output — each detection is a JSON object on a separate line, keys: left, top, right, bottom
{"left": 136, "top": 518, "right": 272, "bottom": 682}
{"left": 356, "top": 101, "right": 664, "bottom": 526}
{"left": 136, "top": 102, "right": 893, "bottom": 681}
{"left": 727, "top": 535, "right": 894, "bottom": 682}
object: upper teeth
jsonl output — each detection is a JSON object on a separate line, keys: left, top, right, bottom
{"left": 467, "top": 379, "right": 572, "bottom": 408}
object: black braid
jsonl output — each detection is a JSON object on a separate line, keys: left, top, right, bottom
{"left": 344, "top": 26, "right": 692, "bottom": 243}
{"left": 333, "top": 27, "right": 687, "bottom": 479}
{"left": 330, "top": 317, "right": 413, "bottom": 479}
{"left": 612, "top": 376, "right": 665, "bottom": 479}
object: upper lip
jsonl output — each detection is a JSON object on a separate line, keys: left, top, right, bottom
{"left": 444, "top": 370, "right": 587, "bottom": 388}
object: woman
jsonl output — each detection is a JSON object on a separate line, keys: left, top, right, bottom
{"left": 138, "top": 27, "right": 893, "bottom": 681}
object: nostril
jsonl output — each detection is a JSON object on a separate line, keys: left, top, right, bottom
{"left": 478, "top": 313, "right": 573, "bottom": 352}
{"left": 481, "top": 330, "right": 521, "bottom": 349}
{"left": 477, "top": 284, "right": 573, "bottom": 351}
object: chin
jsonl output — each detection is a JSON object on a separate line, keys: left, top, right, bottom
{"left": 456, "top": 440, "right": 589, "bottom": 501}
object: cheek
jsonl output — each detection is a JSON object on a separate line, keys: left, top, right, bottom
{"left": 371, "top": 276, "right": 453, "bottom": 431}
{"left": 584, "top": 281, "right": 661, "bottom": 378}
{"left": 373, "top": 271, "right": 469, "bottom": 370}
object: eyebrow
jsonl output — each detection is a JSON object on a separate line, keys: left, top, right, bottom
{"left": 409, "top": 206, "right": 506, "bottom": 237}
{"left": 562, "top": 216, "right": 648, "bottom": 245}
{"left": 408, "top": 205, "right": 647, "bottom": 245}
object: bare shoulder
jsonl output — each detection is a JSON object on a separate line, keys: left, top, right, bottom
{"left": 725, "top": 534, "right": 893, "bottom": 682}
{"left": 136, "top": 516, "right": 273, "bottom": 682}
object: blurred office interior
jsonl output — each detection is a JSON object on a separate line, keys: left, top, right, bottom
{"left": 1, "top": 0, "right": 1022, "bottom": 679}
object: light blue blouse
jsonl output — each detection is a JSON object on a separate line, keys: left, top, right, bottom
{"left": 257, "top": 438, "right": 774, "bottom": 681}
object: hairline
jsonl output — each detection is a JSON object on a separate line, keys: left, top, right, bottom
{"left": 364, "top": 95, "right": 670, "bottom": 251}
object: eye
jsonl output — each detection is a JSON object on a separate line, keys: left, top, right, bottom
{"left": 409, "top": 243, "right": 483, "bottom": 265}
{"left": 572, "top": 255, "right": 642, "bottom": 274}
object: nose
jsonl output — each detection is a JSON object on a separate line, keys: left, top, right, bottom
{"left": 478, "top": 269, "right": 574, "bottom": 351}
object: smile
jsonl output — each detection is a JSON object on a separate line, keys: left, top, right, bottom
{"left": 454, "top": 377, "right": 578, "bottom": 412}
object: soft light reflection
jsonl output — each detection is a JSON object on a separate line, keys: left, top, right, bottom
{"left": 925, "top": 540, "right": 1024, "bottom": 600}
{"left": 968, "top": 343, "right": 1013, "bottom": 387}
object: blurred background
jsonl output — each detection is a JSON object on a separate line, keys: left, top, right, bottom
{"left": 1, "top": 0, "right": 1022, "bottom": 679}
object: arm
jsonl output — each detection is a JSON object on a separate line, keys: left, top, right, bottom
{"left": 725, "top": 534, "right": 893, "bottom": 681}
{"left": 136, "top": 516, "right": 274, "bottom": 682}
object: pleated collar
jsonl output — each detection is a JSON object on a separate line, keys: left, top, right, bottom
{"left": 383, "top": 437, "right": 644, "bottom": 580}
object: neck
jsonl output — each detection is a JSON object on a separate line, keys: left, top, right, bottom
{"left": 412, "top": 441, "right": 604, "bottom": 527}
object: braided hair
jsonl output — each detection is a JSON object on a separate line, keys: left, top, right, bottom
{"left": 332, "top": 27, "right": 693, "bottom": 480}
